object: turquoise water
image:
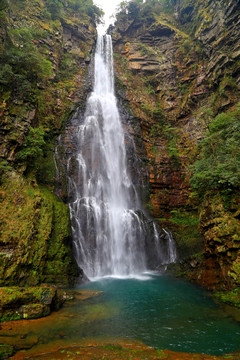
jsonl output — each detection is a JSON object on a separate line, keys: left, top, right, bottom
{"left": 80, "top": 273, "right": 240, "bottom": 355}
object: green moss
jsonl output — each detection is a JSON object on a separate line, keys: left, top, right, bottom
{"left": 0, "top": 285, "right": 78, "bottom": 322}
{"left": 190, "top": 104, "right": 240, "bottom": 194}
{"left": 164, "top": 211, "right": 204, "bottom": 259}
{"left": 0, "top": 313, "right": 21, "bottom": 322}
{"left": 229, "top": 259, "right": 240, "bottom": 286}
{"left": 0, "top": 286, "right": 55, "bottom": 307}
{"left": 0, "top": 0, "right": 97, "bottom": 176}
{"left": 20, "top": 303, "right": 50, "bottom": 319}
{"left": 0, "top": 173, "right": 79, "bottom": 287}
{"left": 215, "top": 288, "right": 240, "bottom": 308}
{"left": 101, "top": 345, "right": 123, "bottom": 351}
{"left": 0, "top": 344, "right": 15, "bottom": 360}
{"left": 156, "top": 349, "right": 167, "bottom": 358}
{"left": 170, "top": 210, "right": 199, "bottom": 227}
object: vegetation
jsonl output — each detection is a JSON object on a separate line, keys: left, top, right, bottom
{"left": 170, "top": 210, "right": 199, "bottom": 227}
{"left": 44, "top": 0, "right": 103, "bottom": 22}
{"left": 116, "top": 0, "right": 175, "bottom": 20}
{"left": 0, "top": 0, "right": 102, "bottom": 102}
{"left": 0, "top": 175, "right": 79, "bottom": 287}
{"left": 0, "top": 344, "right": 15, "bottom": 360}
{"left": 0, "top": 27, "right": 52, "bottom": 101}
{"left": 17, "top": 127, "right": 46, "bottom": 165}
{"left": 215, "top": 288, "right": 240, "bottom": 308}
{"left": 0, "top": 0, "right": 102, "bottom": 177}
{"left": 167, "top": 210, "right": 204, "bottom": 258}
{"left": 0, "top": 160, "right": 12, "bottom": 183}
{"left": 0, "top": 0, "right": 99, "bottom": 291}
{"left": 190, "top": 103, "right": 240, "bottom": 194}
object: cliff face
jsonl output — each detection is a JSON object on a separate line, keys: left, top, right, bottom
{"left": 0, "top": 0, "right": 97, "bottom": 165}
{"left": 0, "top": 0, "right": 98, "bottom": 287}
{"left": 112, "top": 0, "right": 240, "bottom": 290}
{"left": 0, "top": 0, "right": 239, "bottom": 295}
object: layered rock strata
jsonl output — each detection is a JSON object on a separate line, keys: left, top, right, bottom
{"left": 112, "top": 0, "right": 240, "bottom": 290}
{"left": 0, "top": 0, "right": 97, "bottom": 288}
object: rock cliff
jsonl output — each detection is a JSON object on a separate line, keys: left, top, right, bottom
{"left": 0, "top": 0, "right": 239, "bottom": 302}
{"left": 0, "top": 0, "right": 98, "bottom": 290}
{"left": 112, "top": 0, "right": 240, "bottom": 292}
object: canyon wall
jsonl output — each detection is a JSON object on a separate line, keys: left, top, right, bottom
{"left": 0, "top": 0, "right": 98, "bottom": 287}
{"left": 0, "top": 0, "right": 239, "bottom": 298}
{"left": 112, "top": 0, "right": 240, "bottom": 291}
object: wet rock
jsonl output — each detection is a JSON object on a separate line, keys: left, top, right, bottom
{"left": 0, "top": 285, "right": 75, "bottom": 322}
{"left": 112, "top": 0, "right": 240, "bottom": 292}
{"left": 0, "top": 175, "right": 80, "bottom": 288}
{"left": 18, "top": 304, "right": 50, "bottom": 320}
{"left": 189, "top": 193, "right": 240, "bottom": 291}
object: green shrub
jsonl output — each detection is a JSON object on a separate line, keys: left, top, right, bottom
{"left": 18, "top": 127, "right": 46, "bottom": 164}
{"left": 190, "top": 104, "right": 240, "bottom": 193}
{"left": 0, "top": 160, "right": 12, "bottom": 183}
{"left": 170, "top": 210, "right": 200, "bottom": 227}
{"left": 56, "top": 53, "right": 78, "bottom": 81}
{"left": 0, "top": 0, "right": 8, "bottom": 11}
{"left": 0, "top": 28, "right": 52, "bottom": 100}
{"left": 45, "top": 0, "right": 103, "bottom": 22}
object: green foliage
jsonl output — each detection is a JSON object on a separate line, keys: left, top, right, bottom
{"left": 219, "top": 76, "right": 238, "bottom": 96}
{"left": 167, "top": 210, "right": 204, "bottom": 258}
{"left": 182, "top": 38, "right": 191, "bottom": 51}
{"left": 215, "top": 288, "right": 240, "bottom": 308}
{"left": 0, "top": 0, "right": 8, "bottom": 12}
{"left": 0, "top": 0, "right": 102, "bottom": 102}
{"left": 163, "top": 124, "right": 180, "bottom": 164}
{"left": 149, "top": 123, "right": 162, "bottom": 138}
{"left": 36, "top": 150, "right": 56, "bottom": 186}
{"left": 0, "top": 27, "right": 52, "bottom": 100}
{"left": 170, "top": 210, "right": 199, "bottom": 227}
{"left": 0, "top": 175, "right": 78, "bottom": 286}
{"left": 0, "top": 160, "right": 12, "bottom": 172}
{"left": 168, "top": 138, "right": 179, "bottom": 159}
{"left": 139, "top": 43, "right": 152, "bottom": 56}
{"left": 198, "top": 106, "right": 214, "bottom": 128}
{"left": 116, "top": 0, "right": 175, "bottom": 21}
{"left": 0, "top": 344, "right": 15, "bottom": 359}
{"left": 56, "top": 53, "right": 78, "bottom": 81}
{"left": 45, "top": 0, "right": 103, "bottom": 23}
{"left": 18, "top": 127, "right": 46, "bottom": 164}
{"left": 190, "top": 104, "right": 240, "bottom": 193}
{"left": 153, "top": 103, "right": 163, "bottom": 121}
{"left": 45, "top": 0, "right": 63, "bottom": 20}
{"left": 179, "top": 82, "right": 190, "bottom": 95}
{"left": 0, "top": 160, "right": 12, "bottom": 183}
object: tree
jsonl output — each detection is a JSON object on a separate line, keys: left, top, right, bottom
{"left": 190, "top": 104, "right": 240, "bottom": 194}
{"left": 18, "top": 127, "right": 46, "bottom": 167}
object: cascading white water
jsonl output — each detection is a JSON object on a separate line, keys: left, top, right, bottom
{"left": 163, "top": 229, "right": 177, "bottom": 264}
{"left": 67, "top": 34, "right": 177, "bottom": 279}
{"left": 68, "top": 34, "right": 148, "bottom": 278}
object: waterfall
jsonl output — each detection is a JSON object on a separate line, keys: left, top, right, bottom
{"left": 66, "top": 34, "right": 177, "bottom": 279}
{"left": 67, "top": 35, "right": 147, "bottom": 278}
{"left": 163, "top": 229, "right": 177, "bottom": 264}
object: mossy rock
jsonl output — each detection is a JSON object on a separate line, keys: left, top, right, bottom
{"left": 18, "top": 304, "right": 50, "bottom": 320}
{"left": 0, "top": 345, "right": 15, "bottom": 360}
{"left": 198, "top": 192, "right": 240, "bottom": 289}
{"left": 215, "top": 288, "right": 240, "bottom": 309}
{"left": 0, "top": 285, "right": 75, "bottom": 322}
{"left": 229, "top": 259, "right": 240, "bottom": 286}
{"left": 0, "top": 173, "right": 80, "bottom": 287}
